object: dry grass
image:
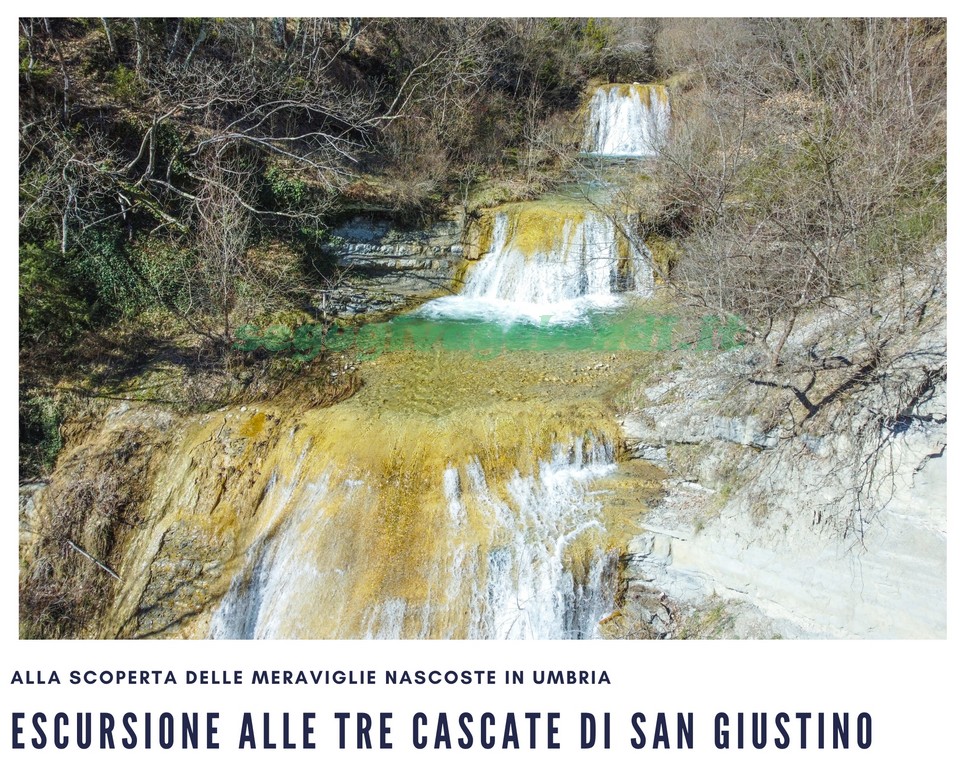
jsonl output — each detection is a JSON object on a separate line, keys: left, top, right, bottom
{"left": 20, "top": 425, "right": 161, "bottom": 638}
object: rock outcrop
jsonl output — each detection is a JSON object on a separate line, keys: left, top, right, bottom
{"left": 618, "top": 265, "right": 947, "bottom": 638}
{"left": 319, "top": 216, "right": 464, "bottom": 316}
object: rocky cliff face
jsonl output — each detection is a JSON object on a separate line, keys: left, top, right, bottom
{"left": 616, "top": 265, "right": 946, "bottom": 638}
{"left": 319, "top": 216, "right": 465, "bottom": 316}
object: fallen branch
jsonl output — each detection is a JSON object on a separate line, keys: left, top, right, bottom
{"left": 66, "top": 540, "right": 121, "bottom": 581}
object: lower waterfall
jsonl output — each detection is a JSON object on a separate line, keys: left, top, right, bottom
{"left": 97, "top": 357, "right": 659, "bottom": 640}
{"left": 210, "top": 437, "right": 619, "bottom": 639}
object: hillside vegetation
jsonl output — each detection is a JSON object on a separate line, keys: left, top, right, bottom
{"left": 19, "top": 18, "right": 946, "bottom": 479}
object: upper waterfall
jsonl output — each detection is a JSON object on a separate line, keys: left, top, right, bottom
{"left": 584, "top": 83, "right": 670, "bottom": 157}
{"left": 419, "top": 202, "right": 652, "bottom": 323}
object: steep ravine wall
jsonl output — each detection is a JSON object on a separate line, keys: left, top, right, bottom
{"left": 617, "top": 283, "right": 947, "bottom": 639}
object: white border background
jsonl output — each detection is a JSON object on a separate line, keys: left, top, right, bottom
{"left": 5, "top": 3, "right": 955, "bottom": 764}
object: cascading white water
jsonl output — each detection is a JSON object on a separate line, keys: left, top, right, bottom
{"left": 464, "top": 213, "right": 642, "bottom": 303}
{"left": 444, "top": 440, "right": 619, "bottom": 639}
{"left": 420, "top": 205, "right": 652, "bottom": 323}
{"left": 209, "top": 437, "right": 619, "bottom": 640}
{"left": 584, "top": 84, "right": 670, "bottom": 157}
{"left": 188, "top": 85, "right": 665, "bottom": 642}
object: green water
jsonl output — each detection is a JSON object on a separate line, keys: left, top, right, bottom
{"left": 327, "top": 302, "right": 744, "bottom": 361}
{"left": 236, "top": 299, "right": 745, "bottom": 364}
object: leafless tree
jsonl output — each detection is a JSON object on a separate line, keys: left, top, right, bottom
{"left": 647, "top": 19, "right": 945, "bottom": 368}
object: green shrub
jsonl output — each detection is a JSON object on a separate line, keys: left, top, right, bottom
{"left": 109, "top": 64, "right": 143, "bottom": 103}
{"left": 19, "top": 242, "right": 92, "bottom": 345}
{"left": 19, "top": 393, "right": 64, "bottom": 477}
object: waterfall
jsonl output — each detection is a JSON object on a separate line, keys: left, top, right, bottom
{"left": 584, "top": 84, "right": 670, "bottom": 157}
{"left": 88, "top": 77, "right": 668, "bottom": 644}
{"left": 94, "top": 352, "right": 657, "bottom": 641}
{"left": 419, "top": 203, "right": 652, "bottom": 323}
{"left": 414, "top": 85, "right": 667, "bottom": 325}
{"left": 209, "top": 436, "right": 620, "bottom": 640}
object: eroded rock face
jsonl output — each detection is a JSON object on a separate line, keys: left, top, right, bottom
{"left": 320, "top": 217, "right": 464, "bottom": 316}
{"left": 619, "top": 272, "right": 947, "bottom": 639}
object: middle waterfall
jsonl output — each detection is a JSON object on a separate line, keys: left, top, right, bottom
{"left": 421, "top": 202, "right": 652, "bottom": 323}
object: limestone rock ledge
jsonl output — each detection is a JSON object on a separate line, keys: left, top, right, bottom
{"left": 319, "top": 216, "right": 464, "bottom": 316}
